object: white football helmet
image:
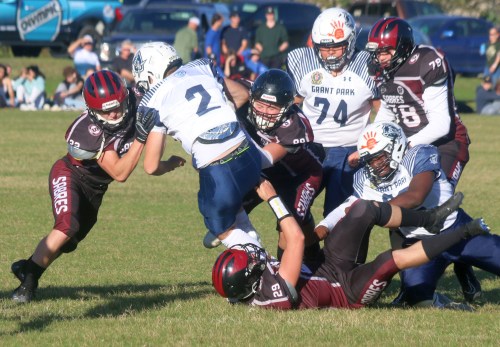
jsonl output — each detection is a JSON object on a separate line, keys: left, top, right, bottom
{"left": 132, "top": 42, "right": 182, "bottom": 92}
{"left": 357, "top": 122, "right": 407, "bottom": 185}
{"left": 311, "top": 8, "right": 357, "bottom": 72}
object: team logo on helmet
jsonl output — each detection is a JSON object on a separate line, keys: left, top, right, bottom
{"left": 311, "top": 71, "right": 323, "bottom": 85}
{"left": 132, "top": 51, "right": 145, "bottom": 74}
{"left": 382, "top": 123, "right": 401, "bottom": 140}
{"left": 360, "top": 131, "right": 378, "bottom": 150}
{"left": 261, "top": 93, "right": 277, "bottom": 103}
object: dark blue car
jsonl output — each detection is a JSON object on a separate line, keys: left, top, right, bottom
{"left": 408, "top": 15, "right": 493, "bottom": 76}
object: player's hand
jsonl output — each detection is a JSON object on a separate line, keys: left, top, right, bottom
{"left": 348, "top": 150, "right": 360, "bottom": 168}
{"left": 164, "top": 155, "right": 186, "bottom": 172}
{"left": 135, "top": 107, "right": 157, "bottom": 144}
{"left": 255, "top": 179, "right": 278, "bottom": 202}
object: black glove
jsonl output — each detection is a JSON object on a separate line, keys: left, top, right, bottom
{"left": 135, "top": 107, "right": 157, "bottom": 144}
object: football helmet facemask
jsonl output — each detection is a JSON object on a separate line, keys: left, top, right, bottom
{"left": 357, "top": 122, "right": 407, "bottom": 185}
{"left": 83, "top": 70, "right": 130, "bottom": 132}
{"left": 366, "top": 17, "right": 415, "bottom": 80}
{"left": 311, "top": 8, "right": 357, "bottom": 72}
{"left": 132, "top": 42, "right": 182, "bottom": 93}
{"left": 249, "top": 69, "right": 295, "bottom": 131}
{"left": 212, "top": 243, "right": 267, "bottom": 302}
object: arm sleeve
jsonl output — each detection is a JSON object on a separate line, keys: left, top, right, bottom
{"left": 407, "top": 84, "right": 451, "bottom": 146}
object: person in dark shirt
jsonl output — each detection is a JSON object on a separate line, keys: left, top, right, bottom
{"left": 10, "top": 70, "right": 182, "bottom": 303}
{"left": 476, "top": 75, "right": 500, "bottom": 115}
{"left": 113, "top": 40, "right": 135, "bottom": 86}
{"left": 221, "top": 11, "right": 249, "bottom": 63}
{"left": 212, "top": 180, "right": 490, "bottom": 309}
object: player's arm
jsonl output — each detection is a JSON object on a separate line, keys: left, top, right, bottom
{"left": 224, "top": 77, "right": 250, "bottom": 109}
{"left": 408, "top": 83, "right": 451, "bottom": 146}
{"left": 389, "top": 171, "right": 435, "bottom": 209}
{"left": 143, "top": 131, "right": 186, "bottom": 176}
{"left": 262, "top": 143, "right": 288, "bottom": 164}
{"left": 97, "top": 139, "right": 145, "bottom": 182}
{"left": 256, "top": 179, "right": 304, "bottom": 287}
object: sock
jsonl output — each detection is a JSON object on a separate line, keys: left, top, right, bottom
{"left": 399, "top": 207, "right": 433, "bottom": 228}
{"left": 421, "top": 228, "right": 466, "bottom": 259}
{"left": 221, "top": 228, "right": 262, "bottom": 249}
{"left": 23, "top": 257, "right": 46, "bottom": 287}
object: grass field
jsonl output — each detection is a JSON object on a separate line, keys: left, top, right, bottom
{"left": 0, "top": 107, "right": 499, "bottom": 346}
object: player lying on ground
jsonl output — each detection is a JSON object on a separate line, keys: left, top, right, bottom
{"left": 212, "top": 179, "right": 490, "bottom": 309}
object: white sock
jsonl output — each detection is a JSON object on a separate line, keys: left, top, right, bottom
{"left": 221, "top": 227, "right": 262, "bottom": 249}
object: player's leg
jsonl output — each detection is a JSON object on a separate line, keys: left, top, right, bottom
{"left": 11, "top": 160, "right": 99, "bottom": 303}
{"left": 199, "top": 143, "right": 262, "bottom": 249}
{"left": 321, "top": 146, "right": 358, "bottom": 216}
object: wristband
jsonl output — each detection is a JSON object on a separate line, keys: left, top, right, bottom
{"left": 268, "top": 196, "right": 292, "bottom": 222}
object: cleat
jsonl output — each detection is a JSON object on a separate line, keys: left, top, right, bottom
{"left": 11, "top": 283, "right": 37, "bottom": 303}
{"left": 425, "top": 192, "right": 464, "bottom": 234}
{"left": 463, "top": 218, "right": 490, "bottom": 238}
{"left": 413, "top": 292, "right": 474, "bottom": 312}
{"left": 454, "top": 263, "right": 482, "bottom": 303}
{"left": 203, "top": 231, "right": 222, "bottom": 249}
{"left": 11, "top": 259, "right": 27, "bottom": 283}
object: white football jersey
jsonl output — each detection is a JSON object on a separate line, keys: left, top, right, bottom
{"left": 287, "top": 48, "right": 379, "bottom": 147}
{"left": 352, "top": 145, "right": 457, "bottom": 238}
{"left": 140, "top": 59, "right": 244, "bottom": 167}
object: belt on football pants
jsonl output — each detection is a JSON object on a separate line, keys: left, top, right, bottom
{"left": 209, "top": 139, "right": 250, "bottom": 166}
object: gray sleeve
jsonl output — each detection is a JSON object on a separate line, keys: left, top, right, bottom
{"left": 67, "top": 144, "right": 98, "bottom": 160}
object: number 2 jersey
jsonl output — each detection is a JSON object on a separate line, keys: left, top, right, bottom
{"left": 138, "top": 58, "right": 245, "bottom": 169}
{"left": 287, "top": 48, "right": 379, "bottom": 147}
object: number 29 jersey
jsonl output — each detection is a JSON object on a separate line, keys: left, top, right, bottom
{"left": 287, "top": 48, "right": 379, "bottom": 147}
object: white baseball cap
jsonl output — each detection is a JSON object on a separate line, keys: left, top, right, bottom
{"left": 189, "top": 17, "right": 200, "bottom": 26}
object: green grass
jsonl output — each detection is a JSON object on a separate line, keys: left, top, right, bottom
{"left": 0, "top": 108, "right": 500, "bottom": 346}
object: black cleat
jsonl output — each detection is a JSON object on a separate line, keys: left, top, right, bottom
{"left": 425, "top": 192, "right": 464, "bottom": 234}
{"left": 454, "top": 263, "right": 482, "bottom": 303}
{"left": 11, "top": 259, "right": 27, "bottom": 283}
{"left": 462, "top": 218, "right": 491, "bottom": 238}
{"left": 12, "top": 282, "right": 37, "bottom": 303}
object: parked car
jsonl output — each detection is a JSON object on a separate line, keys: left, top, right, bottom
{"left": 349, "top": 0, "right": 444, "bottom": 25}
{"left": 355, "top": 24, "right": 431, "bottom": 52}
{"left": 408, "top": 15, "right": 493, "bottom": 76}
{"left": 0, "top": 0, "right": 122, "bottom": 57}
{"left": 99, "top": 1, "right": 229, "bottom": 67}
{"left": 228, "top": 1, "right": 321, "bottom": 51}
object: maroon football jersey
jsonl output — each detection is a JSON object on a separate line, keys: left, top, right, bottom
{"left": 376, "top": 45, "right": 469, "bottom": 146}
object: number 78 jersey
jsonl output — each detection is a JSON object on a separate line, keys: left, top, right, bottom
{"left": 287, "top": 48, "right": 379, "bottom": 147}
{"left": 138, "top": 59, "right": 238, "bottom": 155}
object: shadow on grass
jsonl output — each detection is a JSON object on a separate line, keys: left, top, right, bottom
{"left": 0, "top": 281, "right": 213, "bottom": 335}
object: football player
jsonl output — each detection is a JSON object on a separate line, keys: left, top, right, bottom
{"left": 351, "top": 122, "right": 500, "bottom": 308}
{"left": 132, "top": 42, "right": 263, "bottom": 250}
{"left": 365, "top": 17, "right": 479, "bottom": 303}
{"left": 10, "top": 70, "right": 180, "bottom": 303}
{"left": 287, "top": 8, "right": 380, "bottom": 216}
{"left": 212, "top": 179, "right": 490, "bottom": 309}
{"left": 232, "top": 69, "right": 323, "bottom": 261}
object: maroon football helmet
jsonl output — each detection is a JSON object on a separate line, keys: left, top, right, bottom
{"left": 83, "top": 70, "right": 130, "bottom": 131}
{"left": 365, "top": 17, "right": 415, "bottom": 80}
{"left": 212, "top": 244, "right": 267, "bottom": 301}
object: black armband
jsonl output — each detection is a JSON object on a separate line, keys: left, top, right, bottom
{"left": 268, "top": 196, "right": 292, "bottom": 222}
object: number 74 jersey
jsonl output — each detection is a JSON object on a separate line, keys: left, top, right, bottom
{"left": 138, "top": 58, "right": 238, "bottom": 155}
{"left": 287, "top": 48, "right": 379, "bottom": 147}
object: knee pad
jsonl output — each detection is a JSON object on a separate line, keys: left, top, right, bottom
{"left": 60, "top": 239, "right": 78, "bottom": 254}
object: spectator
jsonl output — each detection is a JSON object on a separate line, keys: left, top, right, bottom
{"left": 113, "top": 39, "right": 135, "bottom": 86}
{"left": 476, "top": 77, "right": 500, "bottom": 115}
{"left": 224, "top": 50, "right": 253, "bottom": 80}
{"left": 13, "top": 65, "right": 46, "bottom": 111}
{"left": 52, "top": 66, "right": 85, "bottom": 111}
{"left": 484, "top": 27, "right": 500, "bottom": 85}
{"left": 174, "top": 17, "right": 200, "bottom": 64}
{"left": 205, "top": 13, "right": 224, "bottom": 68}
{"left": 67, "top": 35, "right": 101, "bottom": 77}
{"left": 0, "top": 63, "right": 15, "bottom": 107}
{"left": 255, "top": 6, "right": 288, "bottom": 69}
{"left": 221, "top": 11, "right": 249, "bottom": 61}
{"left": 241, "top": 48, "right": 268, "bottom": 78}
